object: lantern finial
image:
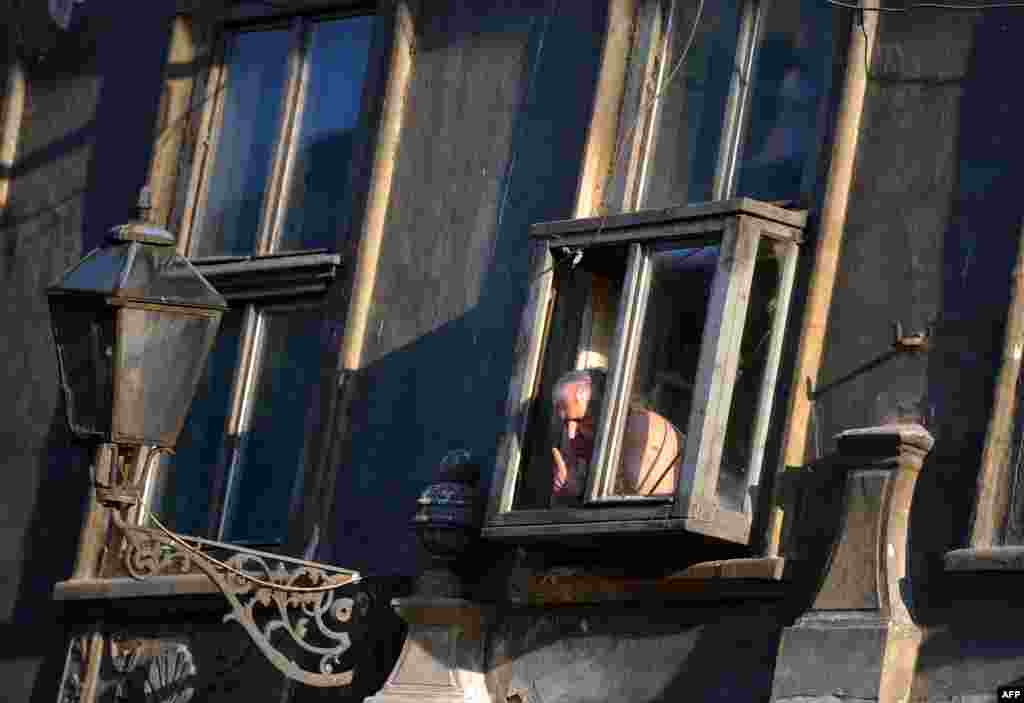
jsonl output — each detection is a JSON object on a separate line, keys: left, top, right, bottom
{"left": 136, "top": 186, "right": 153, "bottom": 224}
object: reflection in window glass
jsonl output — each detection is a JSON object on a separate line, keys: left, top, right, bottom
{"left": 736, "top": 0, "right": 835, "bottom": 202}
{"left": 717, "top": 239, "right": 783, "bottom": 511}
{"left": 156, "top": 310, "right": 243, "bottom": 536}
{"left": 194, "top": 29, "right": 291, "bottom": 257}
{"left": 641, "top": 0, "right": 741, "bottom": 209}
{"left": 513, "top": 247, "right": 627, "bottom": 509}
{"left": 222, "top": 309, "right": 324, "bottom": 544}
{"left": 615, "top": 245, "right": 719, "bottom": 497}
{"left": 279, "top": 16, "right": 375, "bottom": 251}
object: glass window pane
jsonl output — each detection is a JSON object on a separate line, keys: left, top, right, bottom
{"left": 278, "top": 15, "right": 375, "bottom": 251}
{"left": 640, "top": 0, "right": 742, "bottom": 209}
{"left": 514, "top": 247, "right": 628, "bottom": 509}
{"left": 154, "top": 310, "right": 243, "bottom": 536}
{"left": 717, "top": 238, "right": 784, "bottom": 512}
{"left": 222, "top": 308, "right": 325, "bottom": 544}
{"left": 1002, "top": 367, "right": 1024, "bottom": 545}
{"left": 611, "top": 244, "right": 720, "bottom": 497}
{"left": 736, "top": 0, "right": 836, "bottom": 202}
{"left": 193, "top": 29, "right": 292, "bottom": 257}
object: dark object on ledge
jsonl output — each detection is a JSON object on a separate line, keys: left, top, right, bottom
{"left": 412, "top": 449, "right": 484, "bottom": 597}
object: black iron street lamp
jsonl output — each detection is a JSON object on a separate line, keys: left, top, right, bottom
{"left": 47, "top": 192, "right": 363, "bottom": 688}
{"left": 47, "top": 192, "right": 227, "bottom": 449}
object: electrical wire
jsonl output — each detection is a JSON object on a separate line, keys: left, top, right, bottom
{"left": 592, "top": 0, "right": 706, "bottom": 236}
{"left": 826, "top": 0, "right": 1024, "bottom": 10}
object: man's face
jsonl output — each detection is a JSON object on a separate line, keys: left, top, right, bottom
{"left": 555, "top": 381, "right": 596, "bottom": 458}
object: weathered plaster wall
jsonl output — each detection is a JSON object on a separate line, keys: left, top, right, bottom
{"left": 327, "top": 0, "right": 607, "bottom": 576}
{"left": 817, "top": 8, "right": 1024, "bottom": 701}
{"left": 487, "top": 606, "right": 787, "bottom": 703}
{"left": 9, "top": 1, "right": 1024, "bottom": 702}
{"left": 0, "top": 2, "right": 171, "bottom": 700}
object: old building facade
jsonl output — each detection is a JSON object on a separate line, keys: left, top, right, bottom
{"left": 3, "top": 0, "right": 1024, "bottom": 701}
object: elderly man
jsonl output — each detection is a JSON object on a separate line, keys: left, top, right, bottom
{"left": 551, "top": 368, "right": 683, "bottom": 502}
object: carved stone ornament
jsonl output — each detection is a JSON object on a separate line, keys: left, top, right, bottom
{"left": 58, "top": 636, "right": 88, "bottom": 703}
{"left": 108, "top": 507, "right": 363, "bottom": 688}
{"left": 109, "top": 639, "right": 197, "bottom": 703}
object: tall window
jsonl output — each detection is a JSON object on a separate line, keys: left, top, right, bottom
{"left": 153, "top": 12, "right": 376, "bottom": 546}
{"left": 486, "top": 0, "right": 837, "bottom": 542}
{"left": 610, "top": 0, "right": 836, "bottom": 212}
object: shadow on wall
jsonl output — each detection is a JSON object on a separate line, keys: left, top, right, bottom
{"left": 0, "top": 2, "right": 175, "bottom": 703}
{"left": 489, "top": 603, "right": 794, "bottom": 703}
{"left": 909, "top": 5, "right": 1024, "bottom": 623}
{"left": 808, "top": 0, "right": 1024, "bottom": 637}
{"left": 907, "top": 8, "right": 1024, "bottom": 699}
{"left": 325, "top": 0, "right": 608, "bottom": 578}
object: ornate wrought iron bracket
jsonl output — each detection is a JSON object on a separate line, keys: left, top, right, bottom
{"left": 100, "top": 480, "right": 363, "bottom": 688}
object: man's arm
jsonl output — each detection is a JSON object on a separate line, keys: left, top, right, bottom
{"left": 552, "top": 446, "right": 584, "bottom": 498}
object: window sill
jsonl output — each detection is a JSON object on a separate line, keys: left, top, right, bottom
{"left": 483, "top": 503, "right": 751, "bottom": 544}
{"left": 192, "top": 251, "right": 342, "bottom": 300}
{"left": 53, "top": 574, "right": 219, "bottom": 601}
{"left": 530, "top": 197, "right": 808, "bottom": 241}
{"left": 517, "top": 557, "right": 788, "bottom": 606}
{"left": 944, "top": 546, "right": 1024, "bottom": 573}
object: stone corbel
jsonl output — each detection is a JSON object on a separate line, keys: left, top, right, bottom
{"left": 770, "top": 423, "right": 934, "bottom": 703}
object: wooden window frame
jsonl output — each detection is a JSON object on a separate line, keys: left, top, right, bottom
{"left": 946, "top": 221, "right": 1024, "bottom": 572}
{"left": 485, "top": 199, "right": 804, "bottom": 543}
{"left": 137, "top": 0, "right": 411, "bottom": 557}
{"left": 484, "top": 0, "right": 836, "bottom": 543}
{"left": 607, "top": 0, "right": 766, "bottom": 213}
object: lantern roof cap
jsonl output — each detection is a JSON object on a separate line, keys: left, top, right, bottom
{"left": 48, "top": 189, "right": 227, "bottom": 311}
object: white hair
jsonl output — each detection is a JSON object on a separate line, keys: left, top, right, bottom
{"left": 552, "top": 368, "right": 607, "bottom": 408}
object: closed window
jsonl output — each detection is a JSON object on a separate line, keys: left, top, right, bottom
{"left": 152, "top": 10, "right": 376, "bottom": 546}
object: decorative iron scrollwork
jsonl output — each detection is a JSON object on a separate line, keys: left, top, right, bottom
{"left": 109, "top": 508, "right": 362, "bottom": 688}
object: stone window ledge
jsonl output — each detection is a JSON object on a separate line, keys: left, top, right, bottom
{"left": 53, "top": 574, "right": 219, "bottom": 601}
{"left": 518, "top": 557, "right": 789, "bottom": 606}
{"left": 944, "top": 546, "right": 1024, "bottom": 573}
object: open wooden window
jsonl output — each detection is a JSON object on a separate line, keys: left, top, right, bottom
{"left": 486, "top": 200, "right": 803, "bottom": 542}
{"left": 484, "top": 0, "right": 836, "bottom": 542}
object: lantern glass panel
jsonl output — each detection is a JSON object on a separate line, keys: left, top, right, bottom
{"left": 122, "top": 245, "right": 225, "bottom": 306}
{"left": 112, "top": 306, "right": 221, "bottom": 447}
{"left": 49, "top": 297, "right": 115, "bottom": 439}
{"left": 57, "top": 246, "right": 132, "bottom": 295}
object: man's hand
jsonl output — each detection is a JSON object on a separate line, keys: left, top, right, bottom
{"left": 552, "top": 447, "right": 569, "bottom": 494}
